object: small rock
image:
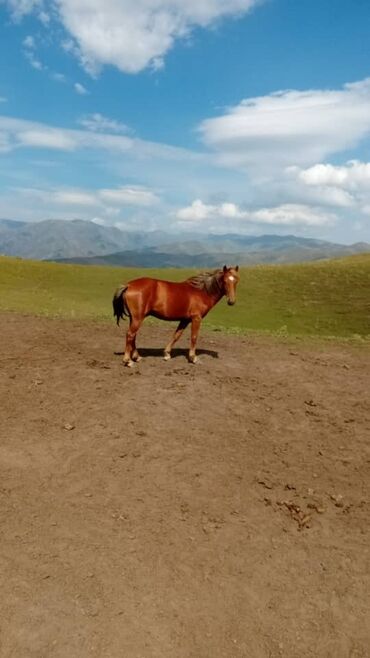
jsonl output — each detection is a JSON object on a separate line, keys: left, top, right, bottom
{"left": 257, "top": 478, "right": 273, "bottom": 490}
{"left": 63, "top": 423, "right": 75, "bottom": 431}
{"left": 330, "top": 494, "right": 344, "bottom": 507}
{"left": 298, "top": 514, "right": 311, "bottom": 529}
{"left": 307, "top": 503, "right": 325, "bottom": 514}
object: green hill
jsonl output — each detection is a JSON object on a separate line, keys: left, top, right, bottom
{"left": 0, "top": 254, "right": 369, "bottom": 338}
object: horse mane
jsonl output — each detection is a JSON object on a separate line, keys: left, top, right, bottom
{"left": 186, "top": 269, "right": 223, "bottom": 295}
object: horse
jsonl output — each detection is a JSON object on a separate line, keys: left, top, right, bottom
{"left": 113, "top": 265, "right": 240, "bottom": 366}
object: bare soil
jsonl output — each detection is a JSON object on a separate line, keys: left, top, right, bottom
{"left": 1, "top": 313, "right": 370, "bottom": 658}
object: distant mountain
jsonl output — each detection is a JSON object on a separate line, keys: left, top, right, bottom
{"left": 0, "top": 219, "right": 27, "bottom": 231}
{"left": 0, "top": 218, "right": 369, "bottom": 267}
{"left": 0, "top": 218, "right": 169, "bottom": 260}
{"left": 58, "top": 239, "right": 370, "bottom": 268}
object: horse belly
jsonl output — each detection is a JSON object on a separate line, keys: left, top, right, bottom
{"left": 150, "top": 300, "right": 189, "bottom": 321}
{"left": 149, "top": 282, "right": 190, "bottom": 320}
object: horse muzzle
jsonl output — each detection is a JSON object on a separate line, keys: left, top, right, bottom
{"left": 227, "top": 299, "right": 235, "bottom": 306}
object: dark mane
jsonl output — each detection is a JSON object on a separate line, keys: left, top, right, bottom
{"left": 186, "top": 269, "right": 223, "bottom": 295}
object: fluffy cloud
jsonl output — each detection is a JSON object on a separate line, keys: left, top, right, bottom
{"left": 177, "top": 200, "right": 335, "bottom": 227}
{"left": 199, "top": 79, "right": 370, "bottom": 171}
{"left": 297, "top": 161, "right": 370, "bottom": 189}
{"left": 289, "top": 160, "right": 370, "bottom": 216}
{"left": 22, "top": 32, "right": 44, "bottom": 69}
{"left": 23, "top": 34, "right": 35, "bottom": 48}
{"left": 2, "top": 0, "right": 42, "bottom": 19}
{"left": 78, "top": 113, "right": 129, "bottom": 134}
{"left": 2, "top": 0, "right": 261, "bottom": 74}
{"left": 74, "top": 82, "right": 88, "bottom": 95}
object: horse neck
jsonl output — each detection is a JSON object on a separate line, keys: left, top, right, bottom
{"left": 207, "top": 280, "right": 225, "bottom": 306}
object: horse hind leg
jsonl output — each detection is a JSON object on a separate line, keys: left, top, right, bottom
{"left": 164, "top": 319, "right": 189, "bottom": 360}
{"left": 131, "top": 334, "right": 142, "bottom": 362}
{"left": 123, "top": 318, "right": 142, "bottom": 367}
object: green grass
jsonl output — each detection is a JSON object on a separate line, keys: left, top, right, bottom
{"left": 0, "top": 254, "right": 369, "bottom": 338}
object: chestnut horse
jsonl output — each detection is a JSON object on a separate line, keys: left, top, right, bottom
{"left": 113, "top": 265, "right": 240, "bottom": 366}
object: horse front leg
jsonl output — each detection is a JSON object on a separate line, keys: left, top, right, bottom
{"left": 123, "top": 319, "right": 142, "bottom": 367}
{"left": 164, "top": 319, "right": 190, "bottom": 361}
{"left": 189, "top": 316, "right": 201, "bottom": 364}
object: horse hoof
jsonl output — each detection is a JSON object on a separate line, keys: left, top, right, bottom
{"left": 123, "top": 359, "right": 134, "bottom": 368}
{"left": 133, "top": 355, "right": 142, "bottom": 362}
{"left": 163, "top": 353, "right": 171, "bottom": 361}
{"left": 189, "top": 356, "right": 198, "bottom": 364}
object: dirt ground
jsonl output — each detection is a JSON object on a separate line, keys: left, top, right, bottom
{"left": 0, "top": 313, "right": 370, "bottom": 658}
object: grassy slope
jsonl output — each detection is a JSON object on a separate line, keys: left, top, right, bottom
{"left": 0, "top": 254, "right": 369, "bottom": 338}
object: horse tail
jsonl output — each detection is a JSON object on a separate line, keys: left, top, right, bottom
{"left": 112, "top": 285, "right": 130, "bottom": 325}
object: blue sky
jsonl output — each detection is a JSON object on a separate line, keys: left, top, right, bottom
{"left": 1, "top": 0, "right": 370, "bottom": 243}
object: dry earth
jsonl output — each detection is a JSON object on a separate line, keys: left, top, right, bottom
{"left": 1, "top": 313, "right": 370, "bottom": 658}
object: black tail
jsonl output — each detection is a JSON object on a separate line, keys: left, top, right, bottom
{"left": 112, "top": 285, "right": 130, "bottom": 325}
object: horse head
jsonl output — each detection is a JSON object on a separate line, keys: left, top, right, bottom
{"left": 222, "top": 265, "right": 240, "bottom": 305}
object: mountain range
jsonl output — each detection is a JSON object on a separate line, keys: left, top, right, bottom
{"left": 0, "top": 218, "right": 369, "bottom": 268}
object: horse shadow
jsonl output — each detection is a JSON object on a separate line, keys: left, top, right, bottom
{"left": 114, "top": 347, "right": 219, "bottom": 359}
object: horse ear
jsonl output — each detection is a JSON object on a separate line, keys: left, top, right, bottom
{"left": 223, "top": 265, "right": 227, "bottom": 273}
{"left": 235, "top": 265, "right": 239, "bottom": 272}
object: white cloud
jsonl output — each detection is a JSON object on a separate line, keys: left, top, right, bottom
{"left": 53, "top": 190, "right": 97, "bottom": 206}
{"left": 23, "top": 34, "right": 35, "bottom": 48}
{"left": 99, "top": 186, "right": 160, "bottom": 206}
{"left": 17, "top": 129, "right": 77, "bottom": 150}
{"left": 78, "top": 113, "right": 129, "bottom": 134}
{"left": 74, "top": 82, "right": 88, "bottom": 95}
{"left": 297, "top": 161, "right": 370, "bottom": 189}
{"left": 18, "top": 184, "right": 161, "bottom": 210}
{"left": 0, "top": 115, "right": 202, "bottom": 164}
{"left": 50, "top": 72, "right": 67, "bottom": 83}
{"left": 2, "top": 0, "right": 42, "bottom": 20}
{"left": 3, "top": 0, "right": 261, "bottom": 74}
{"left": 38, "top": 9, "right": 50, "bottom": 24}
{"left": 290, "top": 160, "right": 370, "bottom": 216}
{"left": 249, "top": 204, "right": 335, "bottom": 227}
{"left": 22, "top": 32, "right": 45, "bottom": 69}
{"left": 177, "top": 199, "right": 212, "bottom": 221}
{"left": 24, "top": 50, "right": 44, "bottom": 69}
{"left": 177, "top": 199, "right": 335, "bottom": 227}
{"left": 199, "top": 79, "right": 370, "bottom": 171}
{"left": 59, "top": 0, "right": 262, "bottom": 74}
